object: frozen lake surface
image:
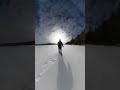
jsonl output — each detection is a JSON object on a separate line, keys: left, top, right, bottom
{"left": 0, "top": 46, "right": 34, "bottom": 90}
{"left": 0, "top": 45, "right": 120, "bottom": 90}
{"left": 35, "top": 45, "right": 85, "bottom": 90}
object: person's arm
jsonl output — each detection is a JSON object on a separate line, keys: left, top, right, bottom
{"left": 62, "top": 42, "right": 64, "bottom": 47}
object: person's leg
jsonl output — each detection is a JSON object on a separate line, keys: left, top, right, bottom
{"left": 58, "top": 46, "right": 60, "bottom": 53}
{"left": 59, "top": 47, "right": 62, "bottom": 55}
{"left": 58, "top": 46, "right": 62, "bottom": 55}
{"left": 59, "top": 49, "right": 62, "bottom": 56}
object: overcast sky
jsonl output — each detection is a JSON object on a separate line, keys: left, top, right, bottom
{"left": 35, "top": 0, "right": 85, "bottom": 44}
{"left": 0, "top": 0, "right": 119, "bottom": 44}
{"left": 86, "top": 0, "right": 120, "bottom": 29}
{"left": 0, "top": 0, "right": 34, "bottom": 44}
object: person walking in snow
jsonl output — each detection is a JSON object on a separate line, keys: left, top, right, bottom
{"left": 57, "top": 39, "right": 64, "bottom": 54}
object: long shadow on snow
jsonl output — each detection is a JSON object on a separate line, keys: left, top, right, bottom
{"left": 57, "top": 54, "right": 73, "bottom": 90}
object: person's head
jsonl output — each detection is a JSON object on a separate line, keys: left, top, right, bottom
{"left": 59, "top": 39, "right": 61, "bottom": 42}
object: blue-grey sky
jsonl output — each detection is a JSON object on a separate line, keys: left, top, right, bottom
{"left": 86, "top": 0, "right": 120, "bottom": 30}
{"left": 0, "top": 0, "right": 118, "bottom": 44}
{"left": 0, "top": 0, "right": 34, "bottom": 44}
{"left": 35, "top": 0, "right": 85, "bottom": 44}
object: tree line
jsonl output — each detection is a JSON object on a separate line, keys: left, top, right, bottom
{"left": 66, "top": 4, "right": 120, "bottom": 45}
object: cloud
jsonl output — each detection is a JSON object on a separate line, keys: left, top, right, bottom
{"left": 35, "top": 0, "right": 85, "bottom": 44}
{"left": 0, "top": 0, "right": 35, "bottom": 43}
{"left": 86, "top": 0, "right": 120, "bottom": 29}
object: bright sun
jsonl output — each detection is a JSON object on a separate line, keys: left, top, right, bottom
{"left": 49, "top": 29, "right": 68, "bottom": 44}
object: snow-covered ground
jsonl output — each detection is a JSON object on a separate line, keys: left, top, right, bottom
{"left": 0, "top": 45, "right": 120, "bottom": 90}
{"left": 85, "top": 45, "right": 120, "bottom": 90}
{"left": 0, "top": 46, "right": 34, "bottom": 90}
{"left": 35, "top": 45, "right": 85, "bottom": 90}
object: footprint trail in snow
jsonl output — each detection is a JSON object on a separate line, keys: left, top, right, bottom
{"left": 35, "top": 54, "right": 58, "bottom": 83}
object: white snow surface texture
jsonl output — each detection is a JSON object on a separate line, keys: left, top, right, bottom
{"left": 35, "top": 45, "right": 85, "bottom": 90}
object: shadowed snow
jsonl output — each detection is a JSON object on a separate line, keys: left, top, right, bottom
{"left": 35, "top": 45, "right": 85, "bottom": 90}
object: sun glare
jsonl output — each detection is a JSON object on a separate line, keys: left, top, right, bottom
{"left": 49, "top": 29, "right": 68, "bottom": 44}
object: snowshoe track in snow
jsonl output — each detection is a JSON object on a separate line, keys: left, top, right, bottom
{"left": 35, "top": 54, "right": 58, "bottom": 83}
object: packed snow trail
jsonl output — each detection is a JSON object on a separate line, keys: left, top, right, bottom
{"left": 35, "top": 54, "right": 58, "bottom": 82}
{"left": 57, "top": 54, "right": 73, "bottom": 90}
{"left": 35, "top": 45, "right": 85, "bottom": 90}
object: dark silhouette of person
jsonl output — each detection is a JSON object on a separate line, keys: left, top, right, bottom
{"left": 57, "top": 39, "right": 64, "bottom": 54}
